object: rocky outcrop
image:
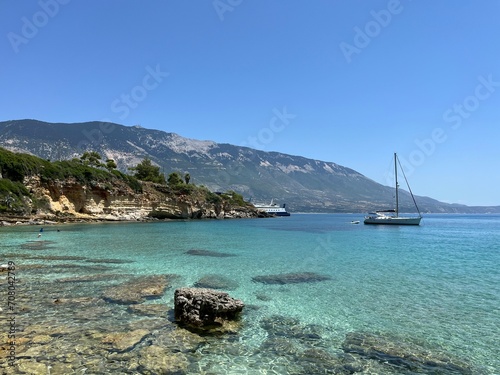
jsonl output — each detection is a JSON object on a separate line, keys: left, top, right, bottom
{"left": 174, "top": 288, "right": 244, "bottom": 329}
{"left": 11, "top": 175, "right": 264, "bottom": 223}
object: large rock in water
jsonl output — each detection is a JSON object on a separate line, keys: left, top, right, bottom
{"left": 174, "top": 288, "right": 244, "bottom": 329}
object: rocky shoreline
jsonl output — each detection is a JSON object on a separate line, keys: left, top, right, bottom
{"left": 0, "top": 151, "right": 276, "bottom": 226}
{"left": 0, "top": 175, "right": 270, "bottom": 226}
{"left": 0, "top": 211, "right": 264, "bottom": 227}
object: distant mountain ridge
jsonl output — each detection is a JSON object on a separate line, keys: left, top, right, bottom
{"left": 1, "top": 119, "right": 498, "bottom": 213}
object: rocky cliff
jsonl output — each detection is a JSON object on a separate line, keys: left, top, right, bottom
{"left": 1, "top": 175, "right": 263, "bottom": 224}
{"left": 0, "top": 146, "right": 266, "bottom": 224}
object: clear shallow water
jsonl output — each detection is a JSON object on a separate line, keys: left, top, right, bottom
{"left": 1, "top": 214, "right": 499, "bottom": 374}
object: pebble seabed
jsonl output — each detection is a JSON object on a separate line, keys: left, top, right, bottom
{"left": 0, "top": 241, "right": 485, "bottom": 375}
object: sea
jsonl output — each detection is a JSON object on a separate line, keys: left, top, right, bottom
{"left": 0, "top": 213, "right": 499, "bottom": 374}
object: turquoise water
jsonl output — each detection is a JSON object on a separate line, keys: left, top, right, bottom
{"left": 1, "top": 214, "right": 499, "bottom": 374}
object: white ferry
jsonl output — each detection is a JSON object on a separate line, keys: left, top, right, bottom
{"left": 253, "top": 200, "right": 290, "bottom": 216}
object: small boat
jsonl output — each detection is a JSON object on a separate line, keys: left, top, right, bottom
{"left": 253, "top": 200, "right": 291, "bottom": 216}
{"left": 350, "top": 220, "right": 360, "bottom": 224}
{"left": 364, "top": 153, "right": 422, "bottom": 226}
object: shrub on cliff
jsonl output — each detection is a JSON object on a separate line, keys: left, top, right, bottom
{"left": 222, "top": 191, "right": 250, "bottom": 207}
{"left": 111, "top": 170, "right": 143, "bottom": 193}
{"left": 41, "top": 160, "right": 111, "bottom": 184}
{"left": 130, "top": 158, "right": 166, "bottom": 184}
{"left": 206, "top": 191, "right": 222, "bottom": 204}
{"left": 0, "top": 148, "right": 48, "bottom": 182}
{"left": 0, "top": 147, "right": 142, "bottom": 194}
{"left": 0, "top": 179, "right": 30, "bottom": 213}
{"left": 167, "top": 172, "right": 184, "bottom": 187}
{"left": 167, "top": 172, "right": 196, "bottom": 195}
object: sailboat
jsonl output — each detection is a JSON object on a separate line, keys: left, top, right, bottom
{"left": 363, "top": 153, "right": 422, "bottom": 225}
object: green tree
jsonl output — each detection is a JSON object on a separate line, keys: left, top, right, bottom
{"left": 184, "top": 173, "right": 191, "bottom": 184}
{"left": 105, "top": 159, "right": 117, "bottom": 171}
{"left": 130, "top": 158, "right": 166, "bottom": 184}
{"left": 167, "top": 172, "right": 184, "bottom": 187}
{"left": 80, "top": 151, "right": 104, "bottom": 168}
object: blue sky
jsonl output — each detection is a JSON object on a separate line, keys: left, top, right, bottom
{"left": 1, "top": 1, "right": 499, "bottom": 206}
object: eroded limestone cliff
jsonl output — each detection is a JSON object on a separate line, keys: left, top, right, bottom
{"left": 16, "top": 176, "right": 263, "bottom": 222}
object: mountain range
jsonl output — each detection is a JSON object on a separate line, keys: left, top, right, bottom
{"left": 1, "top": 119, "right": 498, "bottom": 213}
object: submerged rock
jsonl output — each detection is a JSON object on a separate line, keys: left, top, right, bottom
{"left": 30, "top": 254, "right": 88, "bottom": 261}
{"left": 252, "top": 271, "right": 331, "bottom": 285}
{"left": 174, "top": 287, "right": 244, "bottom": 329}
{"left": 20, "top": 240, "right": 57, "bottom": 250}
{"left": 9, "top": 264, "right": 44, "bottom": 271}
{"left": 137, "top": 345, "right": 189, "bottom": 375}
{"left": 255, "top": 293, "right": 272, "bottom": 301}
{"left": 52, "top": 296, "right": 103, "bottom": 305}
{"left": 342, "top": 332, "right": 473, "bottom": 374}
{"left": 56, "top": 274, "right": 123, "bottom": 283}
{"left": 186, "top": 249, "right": 236, "bottom": 257}
{"left": 258, "top": 315, "right": 355, "bottom": 374}
{"left": 16, "top": 361, "right": 49, "bottom": 374}
{"left": 260, "top": 315, "right": 323, "bottom": 341}
{"left": 154, "top": 327, "right": 206, "bottom": 353}
{"left": 194, "top": 274, "right": 239, "bottom": 290}
{"left": 84, "top": 258, "right": 135, "bottom": 264}
{"left": 102, "top": 275, "right": 169, "bottom": 304}
{"left": 30, "top": 263, "right": 115, "bottom": 275}
{"left": 101, "top": 329, "right": 150, "bottom": 353}
{"left": 127, "top": 303, "right": 170, "bottom": 318}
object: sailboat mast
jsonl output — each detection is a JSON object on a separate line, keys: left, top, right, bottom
{"left": 394, "top": 152, "right": 399, "bottom": 216}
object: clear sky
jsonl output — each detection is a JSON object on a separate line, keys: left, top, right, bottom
{"left": 1, "top": 1, "right": 499, "bottom": 206}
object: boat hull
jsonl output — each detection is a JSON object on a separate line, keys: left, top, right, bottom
{"left": 363, "top": 216, "right": 421, "bottom": 225}
{"left": 254, "top": 202, "right": 290, "bottom": 216}
{"left": 274, "top": 212, "right": 291, "bottom": 217}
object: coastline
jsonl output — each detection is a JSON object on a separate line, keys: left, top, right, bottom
{"left": 0, "top": 211, "right": 269, "bottom": 226}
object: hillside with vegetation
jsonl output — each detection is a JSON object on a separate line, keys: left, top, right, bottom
{"left": 2, "top": 119, "right": 500, "bottom": 213}
{"left": 0, "top": 147, "right": 261, "bottom": 222}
